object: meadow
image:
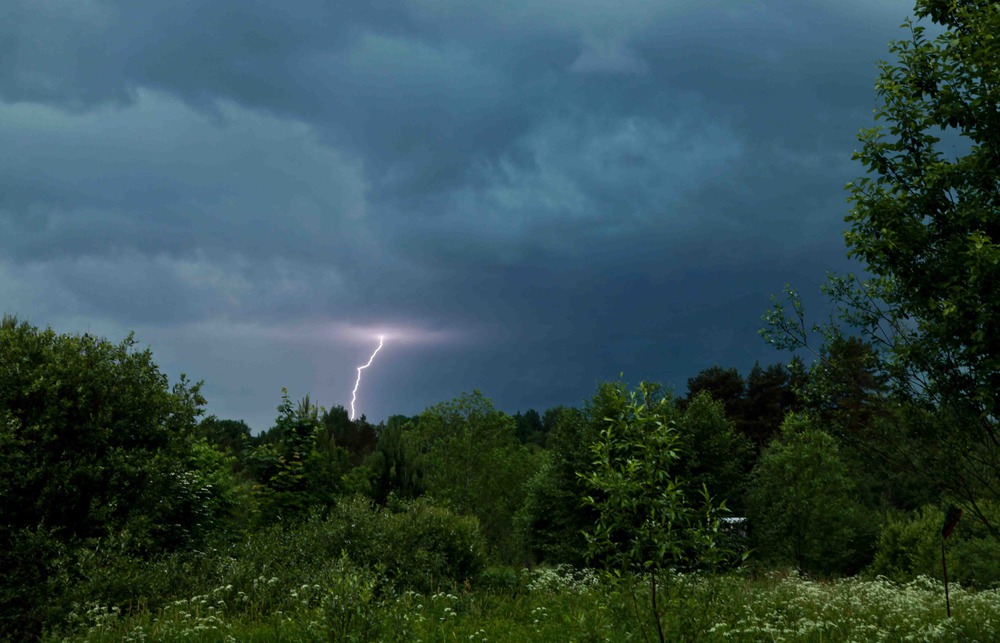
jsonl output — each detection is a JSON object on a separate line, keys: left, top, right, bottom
{"left": 50, "top": 561, "right": 1000, "bottom": 642}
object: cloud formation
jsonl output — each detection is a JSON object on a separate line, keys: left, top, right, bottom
{"left": 1, "top": 0, "right": 915, "bottom": 429}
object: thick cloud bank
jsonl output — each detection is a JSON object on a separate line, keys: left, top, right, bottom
{"left": 1, "top": 0, "right": 912, "bottom": 429}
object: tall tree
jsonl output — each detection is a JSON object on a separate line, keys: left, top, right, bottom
{"left": 806, "top": 337, "right": 889, "bottom": 441}
{"left": 198, "top": 415, "right": 253, "bottom": 457}
{"left": 322, "top": 404, "right": 378, "bottom": 465}
{"left": 581, "top": 381, "right": 733, "bottom": 643}
{"left": 743, "top": 361, "right": 800, "bottom": 450}
{"left": 684, "top": 366, "right": 745, "bottom": 419}
{"left": 746, "top": 414, "right": 873, "bottom": 576}
{"left": 764, "top": 0, "right": 1000, "bottom": 534}
{"left": 249, "top": 391, "right": 353, "bottom": 524}
{"left": 517, "top": 406, "right": 596, "bottom": 565}
{"left": 513, "top": 408, "right": 546, "bottom": 446}
{"left": 367, "top": 414, "right": 423, "bottom": 504}
{"left": 676, "top": 391, "right": 753, "bottom": 513}
{"left": 406, "top": 391, "right": 540, "bottom": 562}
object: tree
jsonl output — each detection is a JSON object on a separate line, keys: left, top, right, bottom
{"left": 845, "top": 0, "right": 1000, "bottom": 430}
{"left": 764, "top": 0, "right": 1000, "bottom": 535}
{"left": 0, "top": 318, "right": 232, "bottom": 637}
{"left": 366, "top": 414, "right": 423, "bottom": 504}
{"left": 675, "top": 391, "right": 754, "bottom": 513}
{"left": 802, "top": 337, "right": 937, "bottom": 511}
{"left": 516, "top": 406, "right": 596, "bottom": 565}
{"left": 746, "top": 414, "right": 873, "bottom": 576}
{"left": 684, "top": 366, "right": 745, "bottom": 419}
{"left": 405, "top": 391, "right": 541, "bottom": 562}
{"left": 198, "top": 415, "right": 253, "bottom": 458}
{"left": 248, "top": 391, "right": 355, "bottom": 524}
{"left": 322, "top": 404, "right": 378, "bottom": 466}
{"left": 580, "top": 381, "right": 733, "bottom": 643}
{"left": 805, "top": 337, "right": 888, "bottom": 439}
{"left": 513, "top": 408, "right": 546, "bottom": 447}
{"left": 742, "top": 361, "right": 802, "bottom": 451}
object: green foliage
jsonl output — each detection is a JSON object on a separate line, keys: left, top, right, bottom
{"left": 242, "top": 495, "right": 486, "bottom": 594}
{"left": 322, "top": 555, "right": 383, "bottom": 642}
{"left": 868, "top": 505, "right": 943, "bottom": 582}
{"left": 0, "top": 321, "right": 209, "bottom": 545}
{"left": 746, "top": 414, "right": 876, "bottom": 576}
{"left": 675, "top": 392, "right": 753, "bottom": 514}
{"left": 516, "top": 406, "right": 595, "bottom": 565}
{"left": 1, "top": 524, "right": 71, "bottom": 640}
{"left": 805, "top": 337, "right": 889, "bottom": 438}
{"left": 870, "top": 501, "right": 1000, "bottom": 588}
{"left": 322, "top": 404, "right": 378, "bottom": 466}
{"left": 521, "top": 383, "right": 747, "bottom": 574}
{"left": 581, "top": 381, "right": 734, "bottom": 643}
{"left": 794, "top": 337, "right": 936, "bottom": 513}
{"left": 845, "top": 0, "right": 1000, "bottom": 429}
{"left": 743, "top": 361, "right": 804, "bottom": 450}
{"left": 248, "top": 391, "right": 353, "bottom": 525}
{"left": 0, "top": 319, "right": 234, "bottom": 639}
{"left": 366, "top": 414, "right": 423, "bottom": 504}
{"left": 197, "top": 415, "right": 253, "bottom": 457}
{"left": 763, "top": 0, "right": 1000, "bottom": 532}
{"left": 53, "top": 564, "right": 1000, "bottom": 642}
{"left": 376, "top": 496, "right": 487, "bottom": 590}
{"left": 684, "top": 362, "right": 804, "bottom": 454}
{"left": 581, "top": 382, "right": 729, "bottom": 574}
{"left": 685, "top": 366, "right": 745, "bottom": 419}
{"left": 513, "top": 408, "right": 547, "bottom": 447}
{"left": 406, "top": 391, "right": 541, "bottom": 562}
{"left": 47, "top": 494, "right": 484, "bottom": 642}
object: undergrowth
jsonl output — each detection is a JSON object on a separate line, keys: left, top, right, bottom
{"left": 48, "top": 565, "right": 1000, "bottom": 642}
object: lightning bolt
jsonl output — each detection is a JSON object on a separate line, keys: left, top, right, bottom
{"left": 350, "top": 335, "right": 384, "bottom": 420}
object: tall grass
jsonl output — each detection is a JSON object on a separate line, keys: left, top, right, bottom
{"left": 50, "top": 565, "right": 1000, "bottom": 642}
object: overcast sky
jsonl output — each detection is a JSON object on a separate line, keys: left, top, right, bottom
{"left": 2, "top": 0, "right": 917, "bottom": 431}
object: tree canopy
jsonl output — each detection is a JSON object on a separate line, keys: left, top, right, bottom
{"left": 0, "top": 317, "right": 237, "bottom": 637}
{"left": 764, "top": 0, "right": 1000, "bottom": 533}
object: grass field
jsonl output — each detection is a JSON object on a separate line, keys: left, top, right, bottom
{"left": 49, "top": 565, "right": 1000, "bottom": 642}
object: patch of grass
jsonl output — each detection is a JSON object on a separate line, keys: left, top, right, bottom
{"left": 48, "top": 566, "right": 1000, "bottom": 642}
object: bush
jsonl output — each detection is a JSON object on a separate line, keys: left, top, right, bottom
{"left": 869, "top": 501, "right": 1000, "bottom": 588}
{"left": 867, "top": 505, "right": 941, "bottom": 582}
{"left": 0, "top": 319, "right": 234, "bottom": 639}
{"left": 321, "top": 495, "right": 486, "bottom": 592}
{"left": 229, "top": 495, "right": 485, "bottom": 596}
{"left": 323, "top": 556, "right": 383, "bottom": 643}
{"left": 474, "top": 566, "right": 526, "bottom": 594}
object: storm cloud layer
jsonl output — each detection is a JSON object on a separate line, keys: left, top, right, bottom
{"left": 2, "top": 0, "right": 914, "bottom": 430}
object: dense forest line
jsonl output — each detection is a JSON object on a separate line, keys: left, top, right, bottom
{"left": 2, "top": 314, "right": 998, "bottom": 640}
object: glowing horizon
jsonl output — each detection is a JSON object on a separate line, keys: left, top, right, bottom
{"left": 350, "top": 335, "right": 384, "bottom": 420}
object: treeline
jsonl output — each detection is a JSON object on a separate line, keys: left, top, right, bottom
{"left": 4, "top": 314, "right": 998, "bottom": 640}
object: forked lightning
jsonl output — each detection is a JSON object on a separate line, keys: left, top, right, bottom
{"left": 350, "top": 335, "right": 384, "bottom": 420}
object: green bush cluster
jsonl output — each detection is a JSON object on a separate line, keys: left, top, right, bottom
{"left": 60, "top": 495, "right": 485, "bottom": 626}
{"left": 869, "top": 502, "right": 1000, "bottom": 589}
{"left": 308, "top": 495, "right": 487, "bottom": 593}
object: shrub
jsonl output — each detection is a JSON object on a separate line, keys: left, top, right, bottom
{"left": 870, "top": 501, "right": 1000, "bottom": 588}
{"left": 474, "top": 566, "right": 525, "bottom": 594}
{"left": 323, "top": 556, "right": 384, "bottom": 643}
{"left": 867, "top": 505, "right": 941, "bottom": 582}
{"left": 264, "top": 495, "right": 486, "bottom": 594}
{"left": 0, "top": 320, "right": 234, "bottom": 639}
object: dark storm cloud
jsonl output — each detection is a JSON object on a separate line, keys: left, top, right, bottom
{"left": 1, "top": 0, "right": 917, "bottom": 429}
